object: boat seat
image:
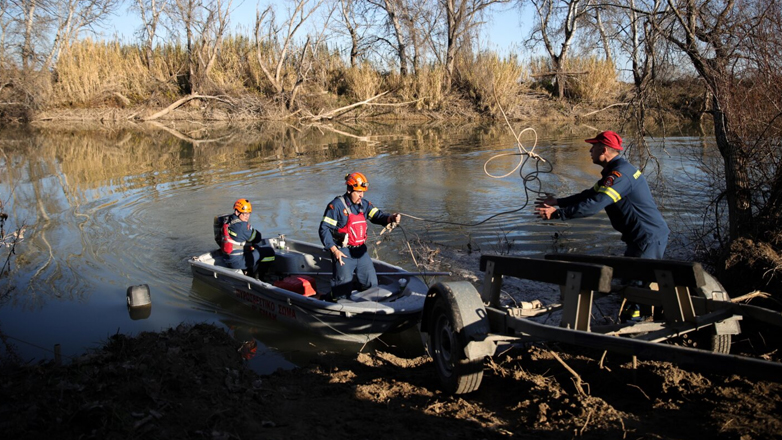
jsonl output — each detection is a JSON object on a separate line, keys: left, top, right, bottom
{"left": 350, "top": 284, "right": 396, "bottom": 302}
{"left": 209, "top": 250, "right": 248, "bottom": 274}
{"left": 273, "top": 251, "right": 328, "bottom": 273}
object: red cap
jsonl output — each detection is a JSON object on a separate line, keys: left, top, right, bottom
{"left": 585, "top": 131, "right": 623, "bottom": 151}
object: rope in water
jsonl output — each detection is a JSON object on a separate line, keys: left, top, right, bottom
{"left": 395, "top": 127, "right": 553, "bottom": 228}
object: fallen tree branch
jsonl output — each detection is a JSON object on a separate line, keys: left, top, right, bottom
{"left": 531, "top": 71, "right": 589, "bottom": 78}
{"left": 578, "top": 103, "right": 630, "bottom": 118}
{"left": 142, "top": 94, "right": 235, "bottom": 121}
{"left": 303, "top": 91, "right": 390, "bottom": 121}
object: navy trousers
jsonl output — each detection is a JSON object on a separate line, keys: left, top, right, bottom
{"left": 330, "top": 245, "right": 378, "bottom": 299}
{"left": 624, "top": 235, "right": 669, "bottom": 259}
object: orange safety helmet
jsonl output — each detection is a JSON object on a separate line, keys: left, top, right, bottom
{"left": 345, "top": 172, "right": 369, "bottom": 191}
{"left": 234, "top": 198, "right": 252, "bottom": 213}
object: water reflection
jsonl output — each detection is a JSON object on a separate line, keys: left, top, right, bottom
{"left": 0, "top": 121, "right": 718, "bottom": 367}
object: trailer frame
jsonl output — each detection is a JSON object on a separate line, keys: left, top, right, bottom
{"left": 419, "top": 254, "right": 782, "bottom": 394}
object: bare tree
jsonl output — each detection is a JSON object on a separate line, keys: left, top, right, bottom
{"left": 523, "top": 0, "right": 593, "bottom": 98}
{"left": 336, "top": 0, "right": 362, "bottom": 67}
{"left": 645, "top": 0, "right": 782, "bottom": 291}
{"left": 170, "top": 0, "right": 233, "bottom": 94}
{"left": 6, "top": 0, "right": 118, "bottom": 71}
{"left": 440, "top": 0, "right": 510, "bottom": 89}
{"left": 131, "top": 0, "right": 170, "bottom": 70}
{"left": 591, "top": 4, "right": 612, "bottom": 62}
{"left": 367, "top": 0, "right": 411, "bottom": 74}
{"left": 254, "top": 0, "right": 329, "bottom": 109}
{"left": 0, "top": 0, "right": 11, "bottom": 65}
{"left": 406, "top": 0, "right": 439, "bottom": 73}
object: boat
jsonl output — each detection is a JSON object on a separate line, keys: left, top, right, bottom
{"left": 188, "top": 234, "right": 439, "bottom": 343}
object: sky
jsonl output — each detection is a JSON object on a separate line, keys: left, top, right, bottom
{"left": 101, "top": 1, "right": 531, "bottom": 57}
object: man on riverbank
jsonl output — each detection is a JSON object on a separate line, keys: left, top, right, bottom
{"left": 319, "top": 172, "right": 401, "bottom": 301}
{"left": 534, "top": 131, "right": 669, "bottom": 259}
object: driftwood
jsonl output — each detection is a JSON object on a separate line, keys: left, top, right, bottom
{"left": 112, "top": 92, "right": 131, "bottom": 107}
{"left": 578, "top": 103, "right": 630, "bottom": 118}
{"left": 303, "top": 92, "right": 423, "bottom": 121}
{"left": 304, "top": 91, "right": 390, "bottom": 121}
{"left": 530, "top": 71, "right": 589, "bottom": 78}
{"left": 142, "top": 94, "right": 235, "bottom": 121}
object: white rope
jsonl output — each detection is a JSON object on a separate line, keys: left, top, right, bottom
{"left": 483, "top": 127, "right": 544, "bottom": 179}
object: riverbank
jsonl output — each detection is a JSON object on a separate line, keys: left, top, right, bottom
{"left": 2, "top": 322, "right": 781, "bottom": 440}
{"left": 2, "top": 244, "right": 781, "bottom": 440}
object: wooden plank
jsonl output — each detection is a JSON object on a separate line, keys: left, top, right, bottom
{"left": 479, "top": 255, "right": 613, "bottom": 293}
{"left": 655, "top": 270, "right": 697, "bottom": 324}
{"left": 560, "top": 271, "right": 593, "bottom": 331}
{"left": 545, "top": 254, "right": 706, "bottom": 288}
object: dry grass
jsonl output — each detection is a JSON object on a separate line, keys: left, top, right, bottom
{"left": 529, "top": 54, "right": 619, "bottom": 105}
{"left": 458, "top": 52, "right": 527, "bottom": 117}
{"left": 36, "top": 37, "right": 625, "bottom": 120}
{"left": 563, "top": 55, "right": 619, "bottom": 105}
{"left": 344, "top": 62, "right": 383, "bottom": 101}
{"left": 53, "top": 39, "right": 149, "bottom": 106}
{"left": 52, "top": 39, "right": 189, "bottom": 106}
{"left": 210, "top": 35, "right": 255, "bottom": 95}
{"left": 387, "top": 67, "right": 446, "bottom": 110}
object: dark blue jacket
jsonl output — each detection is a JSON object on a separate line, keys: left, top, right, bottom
{"left": 557, "top": 157, "right": 669, "bottom": 247}
{"left": 319, "top": 193, "right": 392, "bottom": 249}
{"left": 225, "top": 214, "right": 262, "bottom": 256}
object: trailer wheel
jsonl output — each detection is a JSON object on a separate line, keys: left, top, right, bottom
{"left": 428, "top": 295, "right": 484, "bottom": 394}
{"left": 668, "top": 272, "right": 732, "bottom": 354}
{"left": 691, "top": 272, "right": 732, "bottom": 354}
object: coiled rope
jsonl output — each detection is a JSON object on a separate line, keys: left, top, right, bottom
{"left": 397, "top": 125, "right": 552, "bottom": 228}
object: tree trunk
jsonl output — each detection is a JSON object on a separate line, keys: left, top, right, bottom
{"left": 712, "top": 103, "right": 754, "bottom": 240}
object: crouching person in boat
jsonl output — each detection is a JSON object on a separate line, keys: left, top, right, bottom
{"left": 216, "top": 198, "right": 275, "bottom": 278}
{"left": 318, "top": 172, "right": 401, "bottom": 301}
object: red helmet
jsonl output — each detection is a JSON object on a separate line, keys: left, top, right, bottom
{"left": 345, "top": 172, "right": 369, "bottom": 191}
{"left": 234, "top": 198, "right": 252, "bottom": 213}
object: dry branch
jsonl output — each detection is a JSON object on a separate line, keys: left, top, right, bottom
{"left": 142, "top": 94, "right": 234, "bottom": 121}
{"left": 548, "top": 350, "right": 587, "bottom": 396}
{"left": 530, "top": 71, "right": 589, "bottom": 78}
{"left": 731, "top": 290, "right": 771, "bottom": 303}
{"left": 303, "top": 91, "right": 390, "bottom": 121}
{"left": 578, "top": 103, "right": 630, "bottom": 118}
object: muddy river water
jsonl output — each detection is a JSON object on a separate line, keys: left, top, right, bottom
{"left": 0, "top": 121, "right": 719, "bottom": 372}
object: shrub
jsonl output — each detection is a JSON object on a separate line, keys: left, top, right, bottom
{"left": 458, "top": 52, "right": 527, "bottom": 117}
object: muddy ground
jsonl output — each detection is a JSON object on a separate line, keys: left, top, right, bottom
{"left": 2, "top": 245, "right": 782, "bottom": 440}
{"left": 2, "top": 322, "right": 781, "bottom": 440}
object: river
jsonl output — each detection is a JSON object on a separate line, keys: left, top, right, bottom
{"left": 0, "top": 121, "right": 720, "bottom": 373}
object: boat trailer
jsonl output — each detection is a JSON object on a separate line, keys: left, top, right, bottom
{"left": 419, "top": 254, "right": 782, "bottom": 394}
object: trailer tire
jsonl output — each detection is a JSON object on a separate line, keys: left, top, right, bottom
{"left": 694, "top": 272, "right": 733, "bottom": 354}
{"left": 428, "top": 294, "right": 484, "bottom": 395}
{"left": 668, "top": 272, "right": 732, "bottom": 354}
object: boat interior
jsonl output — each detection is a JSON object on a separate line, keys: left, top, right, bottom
{"left": 200, "top": 240, "right": 406, "bottom": 303}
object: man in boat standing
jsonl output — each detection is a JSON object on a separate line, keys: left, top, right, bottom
{"left": 319, "top": 172, "right": 401, "bottom": 301}
{"left": 218, "top": 198, "right": 275, "bottom": 278}
{"left": 534, "top": 131, "right": 670, "bottom": 319}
